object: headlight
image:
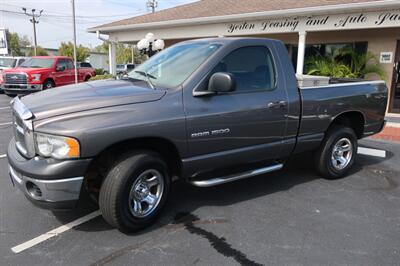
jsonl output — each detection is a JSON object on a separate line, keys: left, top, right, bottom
{"left": 31, "top": 74, "right": 41, "bottom": 82}
{"left": 34, "top": 133, "right": 80, "bottom": 159}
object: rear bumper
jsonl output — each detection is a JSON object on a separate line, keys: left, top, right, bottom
{"left": 3, "top": 83, "right": 43, "bottom": 94}
{"left": 363, "top": 120, "right": 386, "bottom": 138}
{"left": 7, "top": 138, "right": 92, "bottom": 209}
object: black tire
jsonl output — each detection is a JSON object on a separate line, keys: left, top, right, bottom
{"left": 84, "top": 76, "right": 91, "bottom": 82}
{"left": 99, "top": 150, "right": 170, "bottom": 232}
{"left": 314, "top": 126, "right": 358, "bottom": 179}
{"left": 43, "top": 79, "right": 55, "bottom": 90}
{"left": 5, "top": 93, "right": 16, "bottom": 97}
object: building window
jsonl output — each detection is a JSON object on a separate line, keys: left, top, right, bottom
{"left": 286, "top": 42, "right": 368, "bottom": 75}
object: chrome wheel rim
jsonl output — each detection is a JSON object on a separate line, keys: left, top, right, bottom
{"left": 331, "top": 138, "right": 353, "bottom": 171}
{"left": 45, "top": 83, "right": 53, "bottom": 89}
{"left": 128, "top": 169, "right": 164, "bottom": 218}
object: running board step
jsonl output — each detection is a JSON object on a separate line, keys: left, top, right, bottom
{"left": 190, "top": 163, "right": 284, "bottom": 187}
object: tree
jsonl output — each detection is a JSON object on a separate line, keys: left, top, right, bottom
{"left": 94, "top": 42, "right": 109, "bottom": 53}
{"left": 28, "top": 46, "right": 48, "bottom": 56}
{"left": 93, "top": 42, "right": 146, "bottom": 64}
{"left": 6, "top": 32, "right": 22, "bottom": 56}
{"left": 58, "top": 41, "right": 90, "bottom": 62}
{"left": 19, "top": 35, "right": 31, "bottom": 47}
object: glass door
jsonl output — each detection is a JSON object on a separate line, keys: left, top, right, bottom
{"left": 390, "top": 40, "right": 400, "bottom": 113}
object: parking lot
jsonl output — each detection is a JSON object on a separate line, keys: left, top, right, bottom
{"left": 0, "top": 94, "right": 399, "bottom": 266}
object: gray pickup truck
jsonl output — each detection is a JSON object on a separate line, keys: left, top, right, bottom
{"left": 8, "top": 38, "right": 387, "bottom": 231}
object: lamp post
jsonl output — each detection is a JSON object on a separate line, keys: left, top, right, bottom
{"left": 136, "top": 33, "right": 165, "bottom": 58}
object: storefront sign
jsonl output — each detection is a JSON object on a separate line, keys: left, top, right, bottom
{"left": 380, "top": 52, "right": 393, "bottom": 63}
{"left": 0, "top": 29, "right": 8, "bottom": 55}
{"left": 227, "top": 10, "right": 400, "bottom": 34}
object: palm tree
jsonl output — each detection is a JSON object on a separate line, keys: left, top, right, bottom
{"left": 305, "top": 46, "right": 385, "bottom": 79}
{"left": 306, "top": 56, "right": 357, "bottom": 78}
{"left": 337, "top": 47, "right": 385, "bottom": 79}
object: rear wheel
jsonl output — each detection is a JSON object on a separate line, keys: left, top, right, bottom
{"left": 314, "top": 126, "right": 358, "bottom": 179}
{"left": 99, "top": 151, "right": 170, "bottom": 232}
{"left": 43, "top": 79, "right": 55, "bottom": 90}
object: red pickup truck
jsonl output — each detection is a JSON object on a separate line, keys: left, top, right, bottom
{"left": 1, "top": 56, "right": 95, "bottom": 96}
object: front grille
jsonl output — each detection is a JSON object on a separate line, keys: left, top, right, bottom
{"left": 13, "top": 113, "right": 27, "bottom": 154}
{"left": 5, "top": 73, "right": 27, "bottom": 84}
{"left": 12, "top": 98, "right": 35, "bottom": 158}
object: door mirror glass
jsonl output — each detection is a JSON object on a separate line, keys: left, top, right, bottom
{"left": 208, "top": 72, "right": 236, "bottom": 93}
{"left": 56, "top": 65, "right": 66, "bottom": 72}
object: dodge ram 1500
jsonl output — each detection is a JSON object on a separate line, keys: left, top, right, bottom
{"left": 7, "top": 38, "right": 387, "bottom": 231}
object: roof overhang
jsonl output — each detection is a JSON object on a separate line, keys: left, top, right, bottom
{"left": 88, "top": 0, "right": 400, "bottom": 33}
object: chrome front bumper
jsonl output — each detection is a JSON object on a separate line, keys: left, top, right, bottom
{"left": 3, "top": 83, "right": 43, "bottom": 93}
{"left": 9, "top": 165, "right": 83, "bottom": 209}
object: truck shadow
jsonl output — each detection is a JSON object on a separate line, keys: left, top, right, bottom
{"left": 52, "top": 150, "right": 393, "bottom": 233}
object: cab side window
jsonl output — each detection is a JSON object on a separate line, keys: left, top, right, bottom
{"left": 66, "top": 60, "right": 74, "bottom": 69}
{"left": 212, "top": 46, "right": 276, "bottom": 92}
{"left": 56, "top": 59, "right": 68, "bottom": 70}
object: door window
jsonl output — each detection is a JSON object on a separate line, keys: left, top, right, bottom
{"left": 66, "top": 60, "right": 74, "bottom": 69}
{"left": 56, "top": 59, "right": 68, "bottom": 71}
{"left": 212, "top": 46, "right": 276, "bottom": 92}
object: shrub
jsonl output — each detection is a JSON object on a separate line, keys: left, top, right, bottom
{"left": 89, "top": 74, "right": 114, "bottom": 81}
{"left": 95, "top": 68, "right": 107, "bottom": 75}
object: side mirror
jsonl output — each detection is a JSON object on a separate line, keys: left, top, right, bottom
{"left": 56, "top": 65, "right": 65, "bottom": 72}
{"left": 208, "top": 72, "right": 236, "bottom": 93}
{"left": 193, "top": 72, "right": 236, "bottom": 97}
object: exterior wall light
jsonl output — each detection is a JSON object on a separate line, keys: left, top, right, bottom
{"left": 137, "top": 33, "right": 165, "bottom": 57}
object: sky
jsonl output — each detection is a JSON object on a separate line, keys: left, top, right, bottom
{"left": 0, "top": 0, "right": 195, "bottom": 49}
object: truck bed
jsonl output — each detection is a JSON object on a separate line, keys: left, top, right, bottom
{"left": 293, "top": 80, "right": 388, "bottom": 153}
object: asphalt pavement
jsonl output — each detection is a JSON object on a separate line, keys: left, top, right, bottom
{"left": 0, "top": 93, "right": 399, "bottom": 265}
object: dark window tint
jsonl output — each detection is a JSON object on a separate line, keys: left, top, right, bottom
{"left": 56, "top": 59, "right": 68, "bottom": 70}
{"left": 214, "top": 46, "right": 276, "bottom": 92}
{"left": 80, "top": 62, "right": 92, "bottom": 68}
{"left": 17, "top": 59, "right": 25, "bottom": 66}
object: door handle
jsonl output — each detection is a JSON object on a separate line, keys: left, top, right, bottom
{"left": 268, "top": 101, "right": 287, "bottom": 109}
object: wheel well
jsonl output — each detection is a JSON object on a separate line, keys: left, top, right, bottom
{"left": 44, "top": 78, "right": 55, "bottom": 86}
{"left": 85, "top": 137, "right": 182, "bottom": 187}
{"left": 329, "top": 112, "right": 365, "bottom": 139}
{"left": 84, "top": 75, "right": 91, "bottom": 81}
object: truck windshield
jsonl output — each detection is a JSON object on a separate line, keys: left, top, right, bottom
{"left": 128, "top": 42, "right": 221, "bottom": 89}
{"left": 20, "top": 58, "right": 55, "bottom": 68}
{"left": 0, "top": 58, "right": 16, "bottom": 67}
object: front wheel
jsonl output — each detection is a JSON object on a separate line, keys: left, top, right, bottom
{"left": 314, "top": 126, "right": 358, "bottom": 179}
{"left": 43, "top": 80, "right": 55, "bottom": 90}
{"left": 99, "top": 151, "right": 170, "bottom": 232}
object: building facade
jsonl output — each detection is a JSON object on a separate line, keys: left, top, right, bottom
{"left": 90, "top": 0, "right": 400, "bottom": 114}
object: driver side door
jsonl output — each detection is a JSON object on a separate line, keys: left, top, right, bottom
{"left": 53, "top": 59, "right": 69, "bottom": 86}
{"left": 183, "top": 45, "right": 289, "bottom": 176}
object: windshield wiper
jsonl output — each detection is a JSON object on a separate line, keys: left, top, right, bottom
{"left": 134, "top": 70, "right": 157, "bottom": 90}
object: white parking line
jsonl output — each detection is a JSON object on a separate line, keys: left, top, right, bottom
{"left": 0, "top": 154, "right": 6, "bottom": 159}
{"left": 358, "top": 147, "right": 386, "bottom": 158}
{"left": 0, "top": 107, "right": 10, "bottom": 110}
{"left": 0, "top": 122, "right": 12, "bottom": 126}
{"left": 11, "top": 210, "right": 101, "bottom": 253}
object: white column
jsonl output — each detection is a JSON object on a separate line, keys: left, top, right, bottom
{"left": 109, "top": 42, "right": 117, "bottom": 76}
{"left": 296, "top": 31, "right": 307, "bottom": 75}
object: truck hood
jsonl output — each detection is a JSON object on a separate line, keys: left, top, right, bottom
{"left": 21, "top": 79, "right": 166, "bottom": 120}
{"left": 3, "top": 67, "right": 52, "bottom": 74}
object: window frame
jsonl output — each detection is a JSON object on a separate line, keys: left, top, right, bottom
{"left": 208, "top": 45, "right": 278, "bottom": 95}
